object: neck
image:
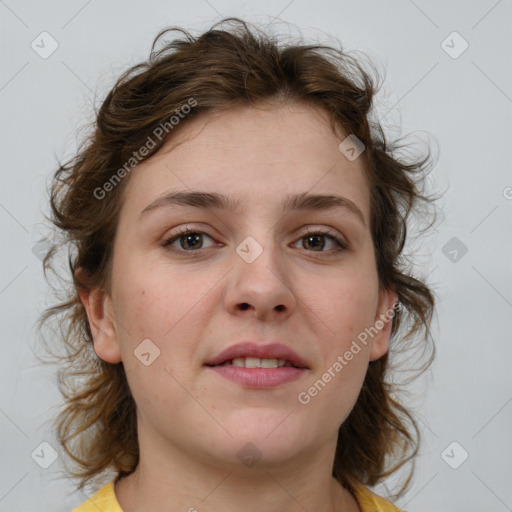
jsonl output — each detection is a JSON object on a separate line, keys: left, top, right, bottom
{"left": 114, "top": 438, "right": 360, "bottom": 512}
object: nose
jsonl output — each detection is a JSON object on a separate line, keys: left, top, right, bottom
{"left": 223, "top": 237, "right": 297, "bottom": 322}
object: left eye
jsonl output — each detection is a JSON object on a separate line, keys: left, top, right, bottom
{"left": 293, "top": 231, "right": 346, "bottom": 252}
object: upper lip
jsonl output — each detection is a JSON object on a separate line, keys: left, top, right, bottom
{"left": 205, "top": 342, "right": 309, "bottom": 369}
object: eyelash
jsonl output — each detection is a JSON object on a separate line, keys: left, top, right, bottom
{"left": 162, "top": 226, "right": 348, "bottom": 255}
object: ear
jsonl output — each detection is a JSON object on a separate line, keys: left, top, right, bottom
{"left": 368, "top": 288, "right": 399, "bottom": 362}
{"left": 76, "top": 268, "right": 122, "bottom": 364}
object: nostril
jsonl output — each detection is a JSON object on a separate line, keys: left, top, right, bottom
{"left": 239, "top": 303, "right": 250, "bottom": 310}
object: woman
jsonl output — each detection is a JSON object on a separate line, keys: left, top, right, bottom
{"left": 41, "top": 17, "right": 436, "bottom": 512}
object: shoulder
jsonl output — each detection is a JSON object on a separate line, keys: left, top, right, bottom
{"left": 71, "top": 479, "right": 123, "bottom": 512}
{"left": 352, "top": 484, "right": 402, "bottom": 512}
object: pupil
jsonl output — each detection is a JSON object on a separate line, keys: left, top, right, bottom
{"left": 305, "top": 235, "right": 324, "bottom": 251}
{"left": 182, "top": 233, "right": 202, "bottom": 250}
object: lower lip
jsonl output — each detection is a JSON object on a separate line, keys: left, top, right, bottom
{"left": 206, "top": 365, "right": 306, "bottom": 389}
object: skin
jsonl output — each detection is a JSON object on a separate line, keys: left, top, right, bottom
{"left": 79, "top": 101, "right": 397, "bottom": 512}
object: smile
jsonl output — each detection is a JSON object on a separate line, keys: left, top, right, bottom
{"left": 206, "top": 359, "right": 307, "bottom": 389}
{"left": 212, "top": 357, "right": 299, "bottom": 368}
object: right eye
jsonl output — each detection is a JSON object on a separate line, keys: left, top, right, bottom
{"left": 162, "top": 228, "right": 216, "bottom": 252}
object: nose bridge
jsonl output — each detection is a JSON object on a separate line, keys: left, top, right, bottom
{"left": 225, "top": 230, "right": 296, "bottom": 318}
{"left": 234, "top": 231, "right": 282, "bottom": 284}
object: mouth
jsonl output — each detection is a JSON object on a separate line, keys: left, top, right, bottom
{"left": 204, "top": 341, "right": 309, "bottom": 369}
{"left": 207, "top": 357, "right": 304, "bottom": 369}
{"left": 204, "top": 342, "right": 309, "bottom": 389}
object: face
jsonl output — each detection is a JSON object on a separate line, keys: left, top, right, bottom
{"left": 82, "top": 101, "right": 396, "bottom": 472}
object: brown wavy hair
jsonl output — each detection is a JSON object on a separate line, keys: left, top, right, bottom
{"left": 38, "top": 17, "right": 438, "bottom": 499}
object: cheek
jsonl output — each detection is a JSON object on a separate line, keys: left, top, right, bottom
{"left": 298, "top": 348, "right": 369, "bottom": 431}
{"left": 304, "top": 269, "right": 379, "bottom": 342}
{"left": 112, "top": 260, "right": 194, "bottom": 339}
{"left": 298, "top": 266, "right": 378, "bottom": 413}
{"left": 111, "top": 259, "right": 216, "bottom": 380}
{"left": 112, "top": 273, "right": 205, "bottom": 420}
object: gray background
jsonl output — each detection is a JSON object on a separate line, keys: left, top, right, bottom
{"left": 1, "top": 1, "right": 511, "bottom": 511}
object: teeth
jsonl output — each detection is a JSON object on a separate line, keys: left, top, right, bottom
{"left": 246, "top": 357, "right": 262, "bottom": 368}
{"left": 260, "top": 358, "right": 279, "bottom": 368}
{"left": 226, "top": 357, "right": 290, "bottom": 368}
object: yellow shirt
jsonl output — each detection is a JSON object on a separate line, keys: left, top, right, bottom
{"left": 71, "top": 479, "right": 401, "bottom": 511}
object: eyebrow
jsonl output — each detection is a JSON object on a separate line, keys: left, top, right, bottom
{"left": 139, "top": 190, "right": 366, "bottom": 227}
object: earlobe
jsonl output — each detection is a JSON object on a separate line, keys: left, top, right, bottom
{"left": 76, "top": 269, "right": 122, "bottom": 364}
{"left": 368, "top": 288, "right": 399, "bottom": 362}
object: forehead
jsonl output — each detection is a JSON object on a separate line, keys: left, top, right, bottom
{"left": 121, "top": 102, "right": 370, "bottom": 221}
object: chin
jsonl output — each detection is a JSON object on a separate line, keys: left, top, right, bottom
{"left": 209, "top": 411, "right": 314, "bottom": 466}
{"left": 203, "top": 438, "right": 309, "bottom": 473}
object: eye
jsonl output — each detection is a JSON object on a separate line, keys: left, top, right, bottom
{"left": 293, "top": 228, "right": 347, "bottom": 253}
{"left": 161, "top": 226, "right": 347, "bottom": 255}
{"left": 162, "top": 227, "right": 215, "bottom": 252}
